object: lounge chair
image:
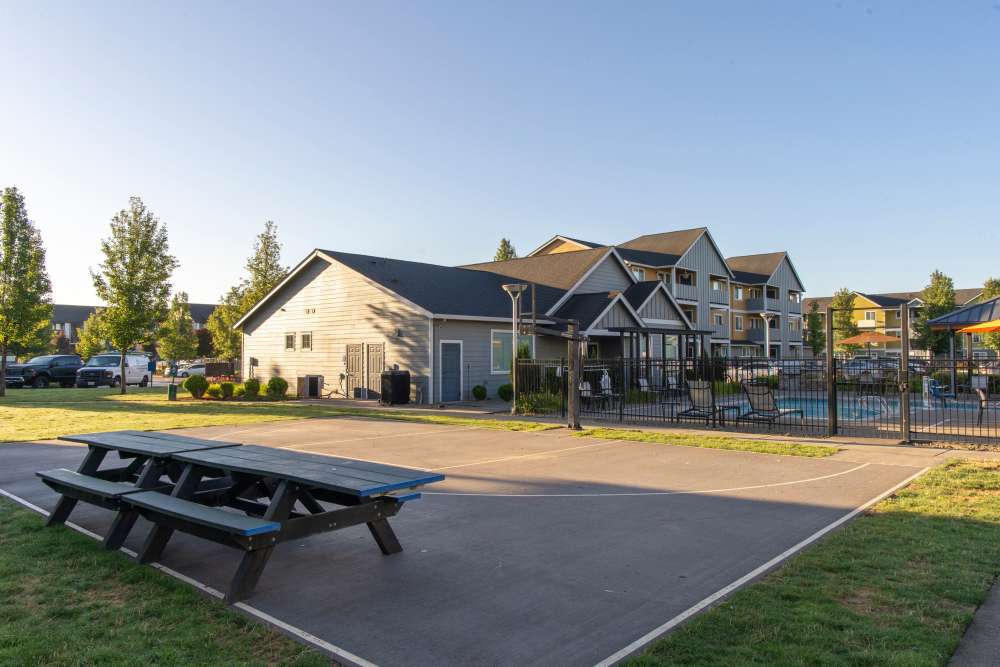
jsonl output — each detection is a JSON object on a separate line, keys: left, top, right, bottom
{"left": 676, "top": 380, "right": 727, "bottom": 426}
{"left": 739, "top": 381, "right": 803, "bottom": 427}
{"left": 927, "top": 379, "right": 953, "bottom": 405}
{"left": 976, "top": 388, "right": 1000, "bottom": 426}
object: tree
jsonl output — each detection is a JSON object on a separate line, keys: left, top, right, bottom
{"left": 914, "top": 270, "right": 956, "bottom": 354}
{"left": 830, "top": 288, "right": 859, "bottom": 352}
{"left": 206, "top": 285, "right": 244, "bottom": 364}
{"left": 208, "top": 222, "right": 288, "bottom": 365}
{"left": 494, "top": 238, "right": 517, "bottom": 262}
{"left": 76, "top": 309, "right": 109, "bottom": 360}
{"left": 91, "top": 197, "right": 178, "bottom": 394}
{"left": 981, "top": 277, "right": 1000, "bottom": 355}
{"left": 158, "top": 293, "right": 198, "bottom": 383}
{"left": 0, "top": 187, "right": 53, "bottom": 397}
{"left": 805, "top": 300, "right": 826, "bottom": 356}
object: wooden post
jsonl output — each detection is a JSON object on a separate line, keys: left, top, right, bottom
{"left": 566, "top": 323, "right": 580, "bottom": 430}
{"left": 900, "top": 304, "right": 911, "bottom": 443}
{"left": 825, "top": 306, "right": 837, "bottom": 436}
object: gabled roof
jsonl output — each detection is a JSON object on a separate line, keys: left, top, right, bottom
{"left": 619, "top": 227, "right": 706, "bottom": 256}
{"left": 856, "top": 293, "right": 909, "bottom": 308}
{"left": 622, "top": 282, "right": 660, "bottom": 310}
{"left": 188, "top": 303, "right": 217, "bottom": 323}
{"left": 525, "top": 235, "right": 605, "bottom": 257}
{"left": 553, "top": 292, "right": 618, "bottom": 328}
{"left": 461, "top": 247, "right": 610, "bottom": 291}
{"left": 729, "top": 270, "right": 771, "bottom": 285}
{"left": 616, "top": 247, "right": 681, "bottom": 268}
{"left": 727, "top": 251, "right": 805, "bottom": 290}
{"left": 928, "top": 296, "right": 1000, "bottom": 330}
{"left": 51, "top": 304, "right": 97, "bottom": 324}
{"left": 805, "top": 287, "right": 987, "bottom": 312}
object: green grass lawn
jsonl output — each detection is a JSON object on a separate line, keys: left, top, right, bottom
{"left": 577, "top": 427, "right": 839, "bottom": 458}
{"left": 631, "top": 459, "right": 1000, "bottom": 666}
{"left": 0, "top": 498, "right": 328, "bottom": 666}
{"left": 0, "top": 386, "right": 557, "bottom": 442}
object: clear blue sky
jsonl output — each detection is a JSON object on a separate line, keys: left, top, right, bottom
{"left": 3, "top": 1, "right": 998, "bottom": 305}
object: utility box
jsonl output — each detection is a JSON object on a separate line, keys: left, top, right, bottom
{"left": 296, "top": 375, "right": 324, "bottom": 399}
{"left": 380, "top": 370, "right": 410, "bottom": 405}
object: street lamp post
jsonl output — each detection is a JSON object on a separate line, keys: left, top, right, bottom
{"left": 502, "top": 283, "right": 529, "bottom": 415}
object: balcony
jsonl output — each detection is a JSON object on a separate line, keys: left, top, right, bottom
{"left": 673, "top": 283, "right": 698, "bottom": 301}
{"left": 785, "top": 328, "right": 803, "bottom": 342}
{"left": 788, "top": 299, "right": 801, "bottom": 314}
{"left": 745, "top": 297, "right": 766, "bottom": 311}
{"left": 711, "top": 322, "right": 730, "bottom": 338}
{"left": 709, "top": 288, "right": 729, "bottom": 305}
{"left": 746, "top": 327, "right": 781, "bottom": 342}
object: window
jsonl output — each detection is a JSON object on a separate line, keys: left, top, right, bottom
{"left": 586, "top": 342, "right": 600, "bottom": 358}
{"left": 734, "top": 286, "right": 744, "bottom": 300}
{"left": 714, "top": 313, "right": 724, "bottom": 326}
{"left": 677, "top": 270, "right": 695, "bottom": 286}
{"left": 766, "top": 286, "right": 778, "bottom": 299}
{"left": 750, "top": 318, "right": 763, "bottom": 329}
{"left": 284, "top": 333, "right": 295, "bottom": 351}
{"left": 865, "top": 311, "right": 876, "bottom": 320}
{"left": 735, "top": 316, "right": 743, "bottom": 331}
{"left": 682, "top": 308, "right": 697, "bottom": 325}
{"left": 768, "top": 317, "right": 778, "bottom": 329}
{"left": 711, "top": 279, "right": 725, "bottom": 291}
{"left": 973, "top": 334, "right": 982, "bottom": 343}
{"left": 656, "top": 271, "right": 670, "bottom": 284}
{"left": 301, "top": 332, "right": 312, "bottom": 350}
{"left": 490, "top": 330, "right": 534, "bottom": 373}
{"left": 747, "top": 287, "right": 761, "bottom": 299}
{"left": 631, "top": 267, "right": 646, "bottom": 280}
{"left": 788, "top": 292, "right": 800, "bottom": 303}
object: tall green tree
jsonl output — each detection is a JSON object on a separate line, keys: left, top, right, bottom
{"left": 158, "top": 293, "right": 198, "bottom": 383}
{"left": 980, "top": 277, "right": 1000, "bottom": 355}
{"left": 914, "top": 270, "right": 956, "bottom": 354}
{"left": 805, "top": 300, "right": 826, "bottom": 356}
{"left": 0, "top": 187, "right": 53, "bottom": 396}
{"left": 75, "top": 309, "right": 109, "bottom": 360}
{"left": 91, "top": 197, "right": 178, "bottom": 394}
{"left": 206, "top": 285, "right": 245, "bottom": 364}
{"left": 830, "top": 288, "right": 859, "bottom": 351}
{"left": 494, "top": 238, "right": 517, "bottom": 262}
{"left": 208, "top": 222, "right": 288, "bottom": 365}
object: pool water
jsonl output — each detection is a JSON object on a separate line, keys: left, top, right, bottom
{"left": 719, "top": 396, "right": 982, "bottom": 421}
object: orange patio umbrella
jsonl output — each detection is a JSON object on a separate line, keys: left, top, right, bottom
{"left": 958, "top": 319, "right": 1000, "bottom": 334}
{"left": 837, "top": 331, "right": 901, "bottom": 354}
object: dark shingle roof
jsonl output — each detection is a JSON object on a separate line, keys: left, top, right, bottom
{"left": 560, "top": 236, "right": 604, "bottom": 249}
{"left": 619, "top": 227, "right": 706, "bottom": 256}
{"left": 730, "top": 270, "right": 771, "bottom": 285}
{"left": 805, "top": 288, "right": 986, "bottom": 313}
{"left": 52, "top": 304, "right": 97, "bottom": 324}
{"left": 857, "top": 293, "right": 909, "bottom": 308}
{"left": 461, "top": 247, "right": 610, "bottom": 291}
{"left": 322, "top": 250, "right": 566, "bottom": 318}
{"left": 928, "top": 297, "right": 1000, "bottom": 330}
{"left": 616, "top": 247, "right": 681, "bottom": 267}
{"left": 188, "top": 304, "right": 217, "bottom": 323}
{"left": 726, "top": 253, "right": 786, "bottom": 281}
{"left": 553, "top": 292, "right": 617, "bottom": 328}
{"left": 622, "top": 281, "right": 660, "bottom": 310}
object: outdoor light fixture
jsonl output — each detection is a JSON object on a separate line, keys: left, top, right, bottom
{"left": 502, "top": 283, "right": 529, "bottom": 415}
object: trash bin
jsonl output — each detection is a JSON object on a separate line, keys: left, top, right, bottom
{"left": 380, "top": 370, "right": 410, "bottom": 405}
{"left": 168, "top": 384, "right": 178, "bottom": 401}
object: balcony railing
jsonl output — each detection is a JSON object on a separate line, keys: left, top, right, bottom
{"left": 711, "top": 322, "right": 730, "bottom": 338}
{"left": 709, "top": 288, "right": 729, "bottom": 304}
{"left": 673, "top": 283, "right": 698, "bottom": 301}
{"left": 788, "top": 300, "right": 801, "bottom": 314}
{"left": 745, "top": 297, "right": 766, "bottom": 311}
{"left": 746, "top": 327, "right": 781, "bottom": 342}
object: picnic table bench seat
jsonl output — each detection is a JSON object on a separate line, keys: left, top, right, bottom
{"left": 36, "top": 468, "right": 154, "bottom": 510}
{"left": 125, "top": 491, "right": 281, "bottom": 542}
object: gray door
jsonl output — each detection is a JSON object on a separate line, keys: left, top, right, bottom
{"left": 440, "top": 343, "right": 462, "bottom": 402}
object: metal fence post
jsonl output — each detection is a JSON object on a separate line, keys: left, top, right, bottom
{"left": 566, "top": 325, "right": 580, "bottom": 430}
{"left": 825, "top": 306, "right": 838, "bottom": 436}
{"left": 900, "top": 304, "right": 911, "bottom": 443}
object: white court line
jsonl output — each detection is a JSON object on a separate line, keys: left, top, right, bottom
{"left": 592, "top": 465, "right": 931, "bottom": 667}
{"left": 0, "top": 488, "right": 378, "bottom": 667}
{"left": 433, "top": 437, "right": 627, "bottom": 471}
{"left": 424, "top": 462, "right": 872, "bottom": 497}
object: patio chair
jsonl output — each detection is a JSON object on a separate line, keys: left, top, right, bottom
{"left": 676, "top": 380, "right": 725, "bottom": 426}
{"left": 739, "top": 381, "right": 803, "bottom": 427}
{"left": 927, "top": 379, "right": 953, "bottom": 405}
{"left": 638, "top": 377, "right": 671, "bottom": 403}
{"left": 580, "top": 381, "right": 595, "bottom": 410}
{"left": 597, "top": 370, "right": 621, "bottom": 410}
{"left": 976, "top": 388, "right": 1000, "bottom": 426}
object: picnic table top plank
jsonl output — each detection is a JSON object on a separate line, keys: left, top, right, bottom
{"left": 172, "top": 445, "right": 445, "bottom": 497}
{"left": 59, "top": 431, "right": 241, "bottom": 456}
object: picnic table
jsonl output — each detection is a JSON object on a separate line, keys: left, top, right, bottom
{"left": 37, "top": 430, "right": 445, "bottom": 601}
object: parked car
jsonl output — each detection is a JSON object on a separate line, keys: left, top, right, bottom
{"left": 4, "top": 356, "right": 24, "bottom": 388}
{"left": 177, "top": 363, "right": 205, "bottom": 378}
{"left": 76, "top": 353, "right": 152, "bottom": 388}
{"left": 18, "top": 354, "right": 83, "bottom": 388}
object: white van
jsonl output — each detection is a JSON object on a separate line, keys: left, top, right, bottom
{"left": 76, "top": 353, "right": 151, "bottom": 388}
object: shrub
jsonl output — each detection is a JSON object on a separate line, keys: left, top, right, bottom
{"left": 183, "top": 374, "right": 209, "bottom": 399}
{"left": 220, "top": 381, "right": 235, "bottom": 399}
{"left": 713, "top": 380, "right": 742, "bottom": 396}
{"left": 267, "top": 376, "right": 289, "bottom": 399}
{"left": 243, "top": 377, "right": 260, "bottom": 399}
{"left": 472, "top": 385, "right": 487, "bottom": 400}
{"left": 497, "top": 383, "right": 513, "bottom": 401}
{"left": 517, "top": 391, "right": 561, "bottom": 414}
{"left": 233, "top": 384, "right": 246, "bottom": 398}
{"left": 205, "top": 383, "right": 223, "bottom": 399}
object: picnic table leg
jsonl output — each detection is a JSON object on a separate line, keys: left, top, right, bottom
{"left": 104, "top": 458, "right": 163, "bottom": 551}
{"left": 367, "top": 516, "right": 403, "bottom": 555}
{"left": 227, "top": 479, "right": 297, "bottom": 602}
{"left": 47, "top": 445, "right": 108, "bottom": 527}
{"left": 138, "top": 464, "right": 203, "bottom": 564}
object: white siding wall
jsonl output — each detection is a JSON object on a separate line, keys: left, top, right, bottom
{"left": 241, "top": 258, "right": 431, "bottom": 399}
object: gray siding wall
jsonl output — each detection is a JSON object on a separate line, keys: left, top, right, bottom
{"left": 432, "top": 320, "right": 565, "bottom": 400}
{"left": 241, "top": 257, "right": 431, "bottom": 399}
{"left": 595, "top": 301, "right": 638, "bottom": 330}
{"left": 577, "top": 255, "right": 633, "bottom": 293}
{"left": 639, "top": 289, "right": 682, "bottom": 322}
{"left": 675, "top": 232, "right": 731, "bottom": 338}
{"left": 769, "top": 256, "right": 805, "bottom": 354}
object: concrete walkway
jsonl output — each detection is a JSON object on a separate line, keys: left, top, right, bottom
{"left": 949, "top": 577, "right": 1000, "bottom": 667}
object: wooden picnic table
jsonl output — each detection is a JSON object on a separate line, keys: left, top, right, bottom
{"left": 38, "top": 431, "right": 445, "bottom": 601}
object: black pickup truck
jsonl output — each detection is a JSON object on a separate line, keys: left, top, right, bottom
{"left": 13, "top": 354, "right": 83, "bottom": 388}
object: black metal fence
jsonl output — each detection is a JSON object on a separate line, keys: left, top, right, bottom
{"left": 515, "top": 356, "right": 1000, "bottom": 445}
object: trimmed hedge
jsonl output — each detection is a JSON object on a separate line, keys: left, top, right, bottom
{"left": 243, "top": 378, "right": 260, "bottom": 399}
{"left": 182, "top": 374, "right": 208, "bottom": 399}
{"left": 267, "top": 376, "right": 289, "bottom": 399}
{"left": 206, "top": 384, "right": 223, "bottom": 399}
{"left": 220, "top": 381, "right": 235, "bottom": 399}
{"left": 472, "top": 385, "right": 487, "bottom": 400}
{"left": 497, "top": 384, "right": 513, "bottom": 402}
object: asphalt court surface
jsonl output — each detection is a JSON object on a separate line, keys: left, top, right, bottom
{"left": 1, "top": 417, "right": 927, "bottom": 666}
